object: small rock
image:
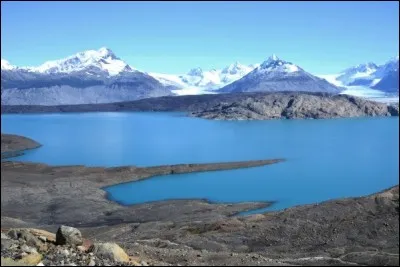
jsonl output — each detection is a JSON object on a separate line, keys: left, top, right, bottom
{"left": 60, "top": 260, "right": 65, "bottom": 265}
{"left": 141, "top": 261, "right": 149, "bottom": 266}
{"left": 16, "top": 252, "right": 28, "bottom": 259}
{"left": 21, "top": 244, "right": 38, "bottom": 254}
{"left": 61, "top": 249, "right": 70, "bottom": 257}
{"left": 1, "top": 239, "right": 18, "bottom": 251}
{"left": 19, "top": 230, "right": 42, "bottom": 248}
{"left": 1, "top": 233, "right": 10, "bottom": 240}
{"left": 88, "top": 258, "right": 96, "bottom": 266}
{"left": 90, "top": 243, "right": 129, "bottom": 262}
{"left": 7, "top": 229, "right": 19, "bottom": 240}
{"left": 56, "top": 226, "right": 83, "bottom": 246}
{"left": 38, "top": 236, "right": 47, "bottom": 242}
{"left": 37, "top": 262, "right": 45, "bottom": 266}
{"left": 37, "top": 243, "right": 48, "bottom": 253}
{"left": 77, "top": 245, "right": 86, "bottom": 253}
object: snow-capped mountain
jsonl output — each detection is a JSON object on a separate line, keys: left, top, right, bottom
{"left": 149, "top": 62, "right": 257, "bottom": 95}
{"left": 336, "top": 63, "right": 380, "bottom": 87}
{"left": 331, "top": 56, "right": 399, "bottom": 90}
{"left": 371, "top": 56, "right": 399, "bottom": 93}
{"left": 1, "top": 59, "right": 16, "bottom": 70}
{"left": 25, "top": 47, "right": 135, "bottom": 76}
{"left": 1, "top": 48, "right": 174, "bottom": 105}
{"left": 2, "top": 48, "right": 396, "bottom": 105}
{"left": 219, "top": 55, "right": 343, "bottom": 94}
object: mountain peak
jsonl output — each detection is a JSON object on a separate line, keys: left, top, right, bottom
{"left": 1, "top": 59, "right": 16, "bottom": 70}
{"left": 187, "top": 67, "right": 203, "bottom": 76}
{"left": 258, "top": 55, "right": 299, "bottom": 73}
{"left": 29, "top": 47, "right": 132, "bottom": 76}
{"left": 261, "top": 54, "right": 285, "bottom": 67}
{"left": 97, "top": 47, "right": 118, "bottom": 59}
{"left": 222, "top": 61, "right": 247, "bottom": 74}
{"left": 269, "top": 54, "right": 279, "bottom": 61}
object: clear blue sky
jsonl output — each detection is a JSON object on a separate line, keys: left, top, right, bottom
{"left": 1, "top": 1, "right": 399, "bottom": 74}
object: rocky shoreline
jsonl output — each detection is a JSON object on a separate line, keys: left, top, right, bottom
{"left": 191, "top": 93, "right": 400, "bottom": 120}
{"left": 1, "top": 134, "right": 41, "bottom": 159}
{"left": 1, "top": 134, "right": 399, "bottom": 266}
{"left": 2, "top": 91, "right": 399, "bottom": 120}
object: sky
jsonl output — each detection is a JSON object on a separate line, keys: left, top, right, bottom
{"left": 1, "top": 1, "right": 399, "bottom": 74}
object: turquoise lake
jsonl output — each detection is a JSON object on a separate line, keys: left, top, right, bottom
{"left": 1, "top": 112, "right": 399, "bottom": 212}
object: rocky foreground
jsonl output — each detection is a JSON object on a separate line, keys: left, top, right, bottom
{"left": 1, "top": 134, "right": 399, "bottom": 266}
{"left": 191, "top": 92, "right": 400, "bottom": 120}
{"left": 1, "top": 225, "right": 147, "bottom": 266}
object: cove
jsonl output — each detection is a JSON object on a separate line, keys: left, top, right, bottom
{"left": 1, "top": 112, "right": 399, "bottom": 211}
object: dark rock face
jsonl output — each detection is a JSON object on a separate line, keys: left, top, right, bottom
{"left": 191, "top": 92, "right": 399, "bottom": 120}
{"left": 56, "top": 226, "right": 83, "bottom": 246}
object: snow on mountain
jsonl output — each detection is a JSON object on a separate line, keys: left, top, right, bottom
{"left": 27, "top": 47, "right": 135, "bottom": 76}
{"left": 219, "top": 55, "right": 342, "bottom": 94}
{"left": 1, "top": 59, "right": 16, "bottom": 70}
{"left": 336, "top": 62, "right": 378, "bottom": 86}
{"left": 148, "top": 62, "right": 257, "bottom": 95}
{"left": 317, "top": 56, "right": 399, "bottom": 102}
{"left": 1, "top": 48, "right": 175, "bottom": 105}
{"left": 256, "top": 54, "right": 300, "bottom": 74}
{"left": 316, "top": 74, "right": 343, "bottom": 87}
{"left": 333, "top": 57, "right": 399, "bottom": 88}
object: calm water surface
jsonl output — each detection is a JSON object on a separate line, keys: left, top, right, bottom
{"left": 2, "top": 112, "right": 398, "bottom": 212}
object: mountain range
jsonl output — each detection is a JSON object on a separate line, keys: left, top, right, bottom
{"left": 326, "top": 56, "right": 399, "bottom": 93}
{"left": 1, "top": 48, "right": 398, "bottom": 105}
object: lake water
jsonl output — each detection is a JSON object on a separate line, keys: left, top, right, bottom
{"left": 1, "top": 112, "right": 399, "bottom": 212}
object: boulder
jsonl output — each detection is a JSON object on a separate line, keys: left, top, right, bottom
{"left": 56, "top": 226, "right": 83, "bottom": 246}
{"left": 89, "top": 242, "right": 129, "bottom": 262}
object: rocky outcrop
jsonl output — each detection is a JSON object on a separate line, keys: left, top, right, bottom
{"left": 191, "top": 92, "right": 399, "bottom": 120}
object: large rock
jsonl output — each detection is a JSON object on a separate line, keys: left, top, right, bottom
{"left": 89, "top": 242, "right": 129, "bottom": 262}
{"left": 56, "top": 226, "right": 83, "bottom": 246}
{"left": 28, "top": 229, "right": 56, "bottom": 243}
{"left": 6, "top": 229, "right": 42, "bottom": 248}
